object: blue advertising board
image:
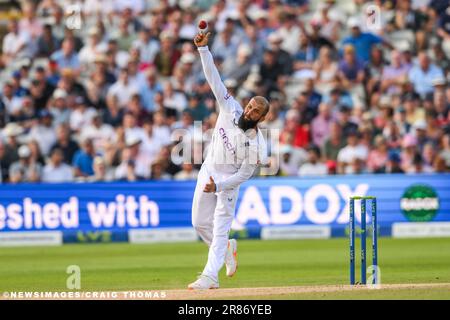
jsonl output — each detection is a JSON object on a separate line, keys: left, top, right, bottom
{"left": 0, "top": 174, "right": 449, "bottom": 243}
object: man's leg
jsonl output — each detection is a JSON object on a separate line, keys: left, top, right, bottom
{"left": 192, "top": 166, "right": 217, "bottom": 246}
{"left": 202, "top": 188, "right": 238, "bottom": 281}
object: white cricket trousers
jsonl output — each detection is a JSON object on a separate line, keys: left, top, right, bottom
{"left": 191, "top": 165, "right": 238, "bottom": 281}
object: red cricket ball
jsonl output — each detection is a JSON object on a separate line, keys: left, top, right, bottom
{"left": 198, "top": 20, "right": 208, "bottom": 30}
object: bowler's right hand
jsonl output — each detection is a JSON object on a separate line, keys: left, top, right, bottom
{"left": 194, "top": 32, "right": 211, "bottom": 47}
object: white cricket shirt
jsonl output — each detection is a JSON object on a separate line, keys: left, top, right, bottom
{"left": 198, "top": 46, "right": 267, "bottom": 192}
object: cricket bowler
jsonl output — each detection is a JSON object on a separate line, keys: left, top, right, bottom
{"left": 188, "top": 31, "right": 270, "bottom": 290}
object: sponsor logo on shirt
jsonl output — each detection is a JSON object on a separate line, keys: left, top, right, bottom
{"left": 219, "top": 127, "right": 236, "bottom": 155}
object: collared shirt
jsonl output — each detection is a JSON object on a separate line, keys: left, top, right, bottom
{"left": 50, "top": 50, "right": 80, "bottom": 70}
{"left": 198, "top": 46, "right": 268, "bottom": 192}
{"left": 42, "top": 163, "right": 74, "bottom": 182}
{"left": 408, "top": 63, "right": 445, "bottom": 98}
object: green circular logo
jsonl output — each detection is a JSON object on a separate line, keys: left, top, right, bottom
{"left": 401, "top": 184, "right": 439, "bottom": 222}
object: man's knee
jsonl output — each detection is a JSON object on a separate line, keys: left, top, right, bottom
{"left": 192, "top": 217, "right": 212, "bottom": 231}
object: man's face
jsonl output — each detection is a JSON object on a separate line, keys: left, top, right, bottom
{"left": 340, "top": 111, "right": 350, "bottom": 123}
{"left": 84, "top": 141, "right": 94, "bottom": 154}
{"left": 348, "top": 134, "right": 358, "bottom": 146}
{"left": 243, "top": 99, "right": 265, "bottom": 122}
{"left": 42, "top": 116, "right": 53, "bottom": 127}
{"left": 238, "top": 98, "right": 266, "bottom": 132}
{"left": 62, "top": 40, "right": 74, "bottom": 55}
{"left": 419, "top": 54, "right": 429, "bottom": 70}
{"left": 263, "top": 52, "right": 275, "bottom": 65}
{"left": 8, "top": 21, "right": 18, "bottom": 33}
{"left": 351, "top": 26, "right": 360, "bottom": 37}
{"left": 57, "top": 127, "right": 68, "bottom": 141}
{"left": 404, "top": 99, "right": 415, "bottom": 111}
{"left": 308, "top": 150, "right": 318, "bottom": 163}
{"left": 52, "top": 151, "right": 63, "bottom": 165}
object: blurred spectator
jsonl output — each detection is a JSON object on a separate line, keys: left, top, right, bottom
{"left": 108, "top": 68, "right": 140, "bottom": 109}
{"left": 50, "top": 124, "right": 79, "bottom": 164}
{"left": 185, "top": 93, "right": 211, "bottom": 121}
{"left": 439, "top": 134, "right": 450, "bottom": 170}
{"left": 114, "top": 135, "right": 150, "bottom": 181}
{"left": 80, "top": 113, "right": 115, "bottom": 155}
{"left": 224, "top": 44, "right": 253, "bottom": 86}
{"left": 103, "top": 94, "right": 125, "bottom": 127}
{"left": 366, "top": 46, "right": 385, "bottom": 96}
{"left": 408, "top": 52, "right": 445, "bottom": 99}
{"left": 150, "top": 159, "right": 173, "bottom": 180}
{"left": 70, "top": 96, "right": 98, "bottom": 133}
{"left": 49, "top": 89, "right": 70, "bottom": 125}
{"left": 154, "top": 31, "right": 181, "bottom": 77}
{"left": 385, "top": 151, "right": 405, "bottom": 174}
{"left": 30, "top": 66, "right": 55, "bottom": 109}
{"left": 280, "top": 109, "right": 310, "bottom": 148}
{"left": 1, "top": 19, "right": 31, "bottom": 67}
{"left": 401, "top": 134, "right": 418, "bottom": 171}
{"left": 19, "top": 0, "right": 43, "bottom": 40}
{"left": 36, "top": 24, "right": 60, "bottom": 58}
{"left": 9, "top": 145, "right": 42, "bottom": 183}
{"left": 313, "top": 46, "right": 338, "bottom": 95}
{"left": 381, "top": 50, "right": 411, "bottom": 95}
{"left": 337, "top": 130, "right": 369, "bottom": 174}
{"left": 278, "top": 144, "right": 307, "bottom": 176}
{"left": 337, "top": 105, "right": 358, "bottom": 140}
{"left": 267, "top": 33, "right": 293, "bottom": 76}
{"left": 323, "top": 121, "right": 345, "bottom": 162}
{"left": 298, "top": 145, "right": 327, "bottom": 176}
{"left": 79, "top": 27, "right": 107, "bottom": 68}
{"left": 174, "top": 163, "right": 199, "bottom": 180}
{"left": 277, "top": 13, "right": 303, "bottom": 55}
{"left": 259, "top": 49, "right": 284, "bottom": 93}
{"left": 42, "top": 148, "right": 74, "bottom": 182}
{"left": 50, "top": 38, "right": 80, "bottom": 73}
{"left": 338, "top": 45, "right": 365, "bottom": 93}
{"left": 139, "top": 68, "right": 163, "bottom": 112}
{"left": 133, "top": 27, "right": 160, "bottom": 64}
{"left": 28, "top": 110, "right": 57, "bottom": 156}
{"left": 163, "top": 82, "right": 188, "bottom": 114}
{"left": 87, "top": 156, "right": 115, "bottom": 182}
{"left": 73, "top": 138, "right": 95, "bottom": 177}
{"left": 367, "top": 135, "right": 389, "bottom": 173}
{"left": 341, "top": 17, "right": 390, "bottom": 63}
{"left": 311, "top": 102, "right": 333, "bottom": 146}
{"left": 0, "top": 141, "right": 14, "bottom": 182}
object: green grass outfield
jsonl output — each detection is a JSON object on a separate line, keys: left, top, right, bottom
{"left": 1, "top": 238, "right": 450, "bottom": 299}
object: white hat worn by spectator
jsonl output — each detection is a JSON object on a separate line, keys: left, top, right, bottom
{"left": 18, "top": 145, "right": 31, "bottom": 158}
{"left": 250, "top": 9, "right": 268, "bottom": 21}
{"left": 126, "top": 134, "right": 142, "bottom": 147}
{"left": 53, "top": 88, "right": 68, "bottom": 99}
{"left": 432, "top": 77, "right": 446, "bottom": 86}
{"left": 237, "top": 44, "right": 252, "bottom": 57}
{"left": 268, "top": 33, "right": 283, "bottom": 44}
{"left": 347, "top": 17, "right": 361, "bottom": 29}
{"left": 224, "top": 78, "right": 238, "bottom": 88}
{"left": 180, "top": 53, "right": 196, "bottom": 64}
{"left": 413, "top": 120, "right": 427, "bottom": 131}
{"left": 3, "top": 123, "right": 25, "bottom": 137}
{"left": 379, "top": 95, "right": 391, "bottom": 106}
{"left": 88, "top": 26, "right": 100, "bottom": 36}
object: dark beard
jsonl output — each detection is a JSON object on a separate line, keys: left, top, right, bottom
{"left": 237, "top": 113, "right": 258, "bottom": 132}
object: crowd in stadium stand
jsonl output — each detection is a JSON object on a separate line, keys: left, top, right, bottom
{"left": 0, "top": 0, "right": 449, "bottom": 183}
